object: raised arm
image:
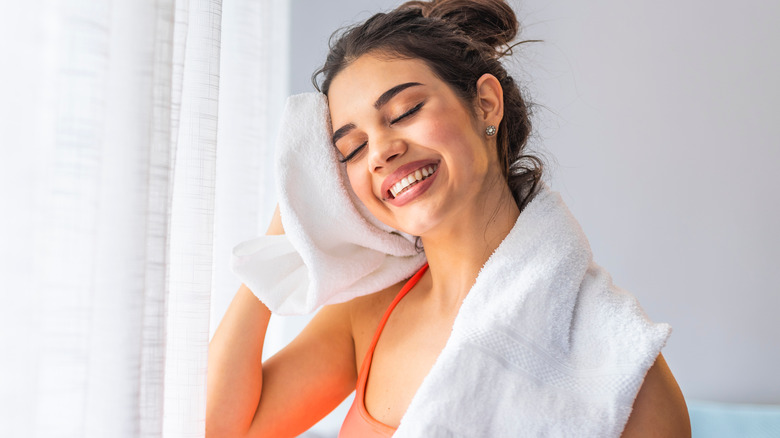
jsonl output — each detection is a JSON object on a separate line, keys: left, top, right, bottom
{"left": 206, "top": 206, "right": 357, "bottom": 437}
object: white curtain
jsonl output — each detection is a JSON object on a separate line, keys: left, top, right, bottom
{"left": 0, "top": 0, "right": 288, "bottom": 436}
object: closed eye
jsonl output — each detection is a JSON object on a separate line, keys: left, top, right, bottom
{"left": 339, "top": 141, "right": 367, "bottom": 163}
{"left": 339, "top": 101, "right": 424, "bottom": 163}
{"left": 390, "top": 101, "right": 424, "bottom": 125}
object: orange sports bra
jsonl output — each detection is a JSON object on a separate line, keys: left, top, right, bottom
{"left": 338, "top": 263, "right": 429, "bottom": 438}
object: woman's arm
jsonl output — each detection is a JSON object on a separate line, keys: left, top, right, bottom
{"left": 621, "top": 354, "right": 691, "bottom": 437}
{"left": 207, "top": 284, "right": 272, "bottom": 437}
{"left": 206, "top": 206, "right": 357, "bottom": 437}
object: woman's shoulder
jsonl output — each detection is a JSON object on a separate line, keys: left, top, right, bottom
{"left": 621, "top": 354, "right": 691, "bottom": 437}
{"left": 346, "top": 280, "right": 407, "bottom": 329}
{"left": 315, "top": 279, "right": 407, "bottom": 348}
{"left": 327, "top": 279, "right": 406, "bottom": 373}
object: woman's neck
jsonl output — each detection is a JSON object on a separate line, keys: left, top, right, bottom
{"left": 418, "top": 179, "right": 520, "bottom": 310}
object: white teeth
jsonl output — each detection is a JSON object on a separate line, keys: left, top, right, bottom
{"left": 389, "top": 164, "right": 438, "bottom": 198}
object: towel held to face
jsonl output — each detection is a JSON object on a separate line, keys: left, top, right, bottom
{"left": 230, "top": 93, "right": 426, "bottom": 316}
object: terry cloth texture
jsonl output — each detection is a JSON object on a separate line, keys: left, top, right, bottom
{"left": 392, "top": 184, "right": 671, "bottom": 437}
{"left": 231, "top": 93, "right": 426, "bottom": 315}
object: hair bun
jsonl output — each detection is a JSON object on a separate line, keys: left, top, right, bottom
{"left": 400, "top": 0, "right": 518, "bottom": 49}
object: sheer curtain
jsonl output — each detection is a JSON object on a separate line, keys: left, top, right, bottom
{"left": 0, "top": 0, "right": 287, "bottom": 436}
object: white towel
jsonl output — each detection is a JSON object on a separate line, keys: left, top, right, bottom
{"left": 230, "top": 93, "right": 426, "bottom": 315}
{"left": 394, "top": 184, "right": 672, "bottom": 437}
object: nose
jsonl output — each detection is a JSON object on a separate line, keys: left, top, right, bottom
{"left": 368, "top": 135, "right": 407, "bottom": 173}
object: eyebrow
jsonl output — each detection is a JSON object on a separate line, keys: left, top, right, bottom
{"left": 331, "top": 82, "right": 424, "bottom": 145}
{"left": 332, "top": 123, "right": 356, "bottom": 145}
{"left": 373, "top": 82, "right": 423, "bottom": 110}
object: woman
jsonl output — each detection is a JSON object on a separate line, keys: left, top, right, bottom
{"left": 207, "top": 1, "right": 690, "bottom": 436}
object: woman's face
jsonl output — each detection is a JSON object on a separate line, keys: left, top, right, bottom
{"left": 327, "top": 54, "right": 503, "bottom": 237}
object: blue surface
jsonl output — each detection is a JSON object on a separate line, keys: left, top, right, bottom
{"left": 688, "top": 400, "right": 780, "bottom": 438}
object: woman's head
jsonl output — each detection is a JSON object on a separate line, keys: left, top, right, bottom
{"left": 314, "top": 0, "right": 542, "bottom": 235}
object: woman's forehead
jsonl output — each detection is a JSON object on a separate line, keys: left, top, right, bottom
{"left": 327, "top": 56, "right": 439, "bottom": 119}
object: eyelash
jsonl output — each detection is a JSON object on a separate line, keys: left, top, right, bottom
{"left": 339, "top": 101, "right": 425, "bottom": 163}
{"left": 390, "top": 101, "right": 424, "bottom": 125}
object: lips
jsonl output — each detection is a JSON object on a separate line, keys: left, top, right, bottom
{"left": 388, "top": 163, "right": 438, "bottom": 198}
{"left": 381, "top": 159, "right": 440, "bottom": 205}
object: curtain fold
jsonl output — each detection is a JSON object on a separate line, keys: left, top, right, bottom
{"left": 165, "top": 0, "right": 222, "bottom": 435}
{"left": 0, "top": 0, "right": 287, "bottom": 436}
{"left": 141, "top": 0, "right": 177, "bottom": 434}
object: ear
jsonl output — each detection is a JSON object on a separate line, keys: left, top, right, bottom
{"left": 475, "top": 73, "right": 504, "bottom": 126}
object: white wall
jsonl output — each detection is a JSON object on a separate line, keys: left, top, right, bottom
{"left": 283, "top": 1, "right": 779, "bottom": 434}
{"left": 509, "top": 0, "right": 780, "bottom": 404}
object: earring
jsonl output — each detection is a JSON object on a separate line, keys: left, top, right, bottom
{"left": 485, "top": 125, "right": 497, "bottom": 136}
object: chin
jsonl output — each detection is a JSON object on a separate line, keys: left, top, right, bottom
{"left": 388, "top": 212, "right": 439, "bottom": 239}
{"left": 363, "top": 196, "right": 441, "bottom": 238}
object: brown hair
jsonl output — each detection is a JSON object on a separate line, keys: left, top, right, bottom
{"left": 313, "top": 0, "right": 542, "bottom": 211}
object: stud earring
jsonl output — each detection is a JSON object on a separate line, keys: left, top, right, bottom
{"left": 485, "top": 125, "right": 497, "bottom": 136}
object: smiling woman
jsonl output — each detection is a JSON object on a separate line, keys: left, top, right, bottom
{"left": 206, "top": 1, "right": 690, "bottom": 437}
{"left": 328, "top": 56, "right": 512, "bottom": 236}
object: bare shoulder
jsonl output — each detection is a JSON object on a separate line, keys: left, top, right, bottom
{"left": 346, "top": 280, "right": 408, "bottom": 358}
{"left": 622, "top": 354, "right": 691, "bottom": 437}
{"left": 347, "top": 281, "right": 406, "bottom": 325}
{"left": 350, "top": 279, "right": 406, "bottom": 307}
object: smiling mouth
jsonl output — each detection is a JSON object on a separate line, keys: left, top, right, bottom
{"left": 388, "top": 164, "right": 438, "bottom": 199}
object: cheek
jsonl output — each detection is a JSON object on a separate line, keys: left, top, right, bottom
{"left": 425, "top": 118, "right": 486, "bottom": 173}
{"left": 346, "top": 166, "right": 398, "bottom": 226}
{"left": 346, "top": 167, "right": 375, "bottom": 205}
